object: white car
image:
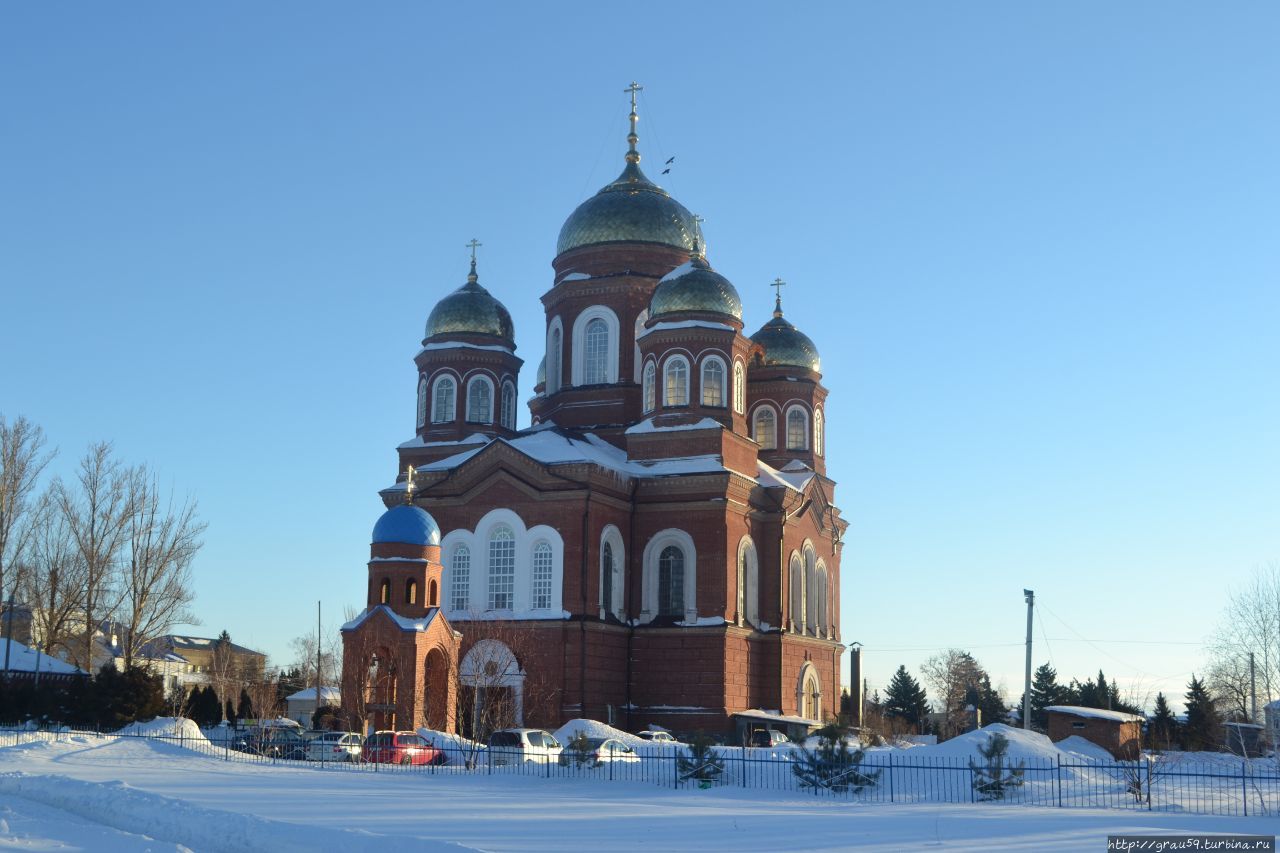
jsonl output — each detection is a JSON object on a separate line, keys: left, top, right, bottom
{"left": 304, "top": 731, "right": 363, "bottom": 762}
{"left": 636, "top": 730, "right": 678, "bottom": 744}
{"left": 487, "top": 728, "right": 563, "bottom": 765}
{"left": 576, "top": 737, "right": 641, "bottom": 764}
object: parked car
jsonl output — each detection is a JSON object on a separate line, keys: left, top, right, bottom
{"left": 233, "top": 727, "right": 309, "bottom": 760}
{"left": 564, "top": 737, "right": 641, "bottom": 765}
{"left": 748, "top": 728, "right": 791, "bottom": 748}
{"left": 361, "top": 731, "right": 445, "bottom": 766}
{"left": 304, "top": 731, "right": 364, "bottom": 762}
{"left": 487, "top": 728, "right": 563, "bottom": 765}
{"left": 635, "top": 730, "right": 678, "bottom": 744}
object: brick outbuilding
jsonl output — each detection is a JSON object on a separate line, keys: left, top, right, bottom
{"left": 1046, "top": 705, "right": 1144, "bottom": 759}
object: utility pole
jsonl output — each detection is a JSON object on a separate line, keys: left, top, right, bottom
{"left": 1023, "top": 589, "right": 1035, "bottom": 730}
{"left": 1250, "top": 652, "right": 1257, "bottom": 722}
{"left": 316, "top": 601, "right": 323, "bottom": 707}
{"left": 849, "top": 642, "right": 863, "bottom": 729}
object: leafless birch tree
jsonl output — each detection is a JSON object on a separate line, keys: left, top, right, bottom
{"left": 0, "top": 414, "right": 55, "bottom": 601}
{"left": 19, "top": 488, "right": 87, "bottom": 657}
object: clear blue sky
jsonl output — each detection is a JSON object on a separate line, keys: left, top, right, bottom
{"left": 3, "top": 2, "right": 1277, "bottom": 712}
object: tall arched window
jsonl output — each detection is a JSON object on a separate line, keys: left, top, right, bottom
{"left": 432, "top": 376, "right": 456, "bottom": 423}
{"left": 754, "top": 408, "right": 777, "bottom": 450}
{"left": 787, "top": 406, "right": 809, "bottom": 450}
{"left": 799, "top": 665, "right": 822, "bottom": 721}
{"left": 814, "top": 407, "right": 824, "bottom": 456}
{"left": 416, "top": 375, "right": 428, "bottom": 428}
{"left": 531, "top": 541, "right": 553, "bottom": 609}
{"left": 642, "top": 361, "right": 656, "bottom": 413}
{"left": 816, "top": 560, "right": 829, "bottom": 636}
{"left": 789, "top": 553, "right": 803, "bottom": 630}
{"left": 405, "top": 579, "right": 418, "bottom": 605}
{"left": 737, "top": 538, "right": 759, "bottom": 627}
{"left": 487, "top": 526, "right": 515, "bottom": 610}
{"left": 583, "top": 318, "right": 609, "bottom": 385}
{"left": 658, "top": 546, "right": 685, "bottom": 617}
{"left": 701, "top": 358, "right": 725, "bottom": 407}
{"left": 547, "top": 325, "right": 562, "bottom": 394}
{"left": 500, "top": 381, "right": 516, "bottom": 430}
{"left": 467, "top": 377, "right": 493, "bottom": 423}
{"left": 450, "top": 545, "right": 470, "bottom": 612}
{"left": 664, "top": 356, "right": 689, "bottom": 407}
{"left": 379, "top": 578, "right": 391, "bottom": 605}
{"left": 601, "top": 541, "right": 615, "bottom": 619}
{"left": 804, "top": 545, "right": 817, "bottom": 633}
{"left": 733, "top": 361, "right": 745, "bottom": 415}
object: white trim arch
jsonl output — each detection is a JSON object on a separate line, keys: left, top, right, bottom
{"left": 803, "top": 541, "right": 817, "bottom": 634}
{"left": 440, "top": 508, "right": 565, "bottom": 619}
{"left": 733, "top": 360, "right": 746, "bottom": 415}
{"left": 641, "top": 359, "right": 657, "bottom": 413}
{"left": 546, "top": 317, "right": 564, "bottom": 394}
{"left": 599, "top": 524, "right": 624, "bottom": 619}
{"left": 786, "top": 404, "right": 810, "bottom": 451}
{"left": 700, "top": 354, "right": 727, "bottom": 408}
{"left": 460, "top": 639, "right": 526, "bottom": 726}
{"left": 663, "top": 355, "right": 690, "bottom": 407}
{"left": 816, "top": 558, "right": 829, "bottom": 637}
{"left": 467, "top": 375, "right": 494, "bottom": 424}
{"left": 641, "top": 528, "right": 697, "bottom": 624}
{"left": 797, "top": 661, "right": 822, "bottom": 722}
{"left": 737, "top": 536, "right": 759, "bottom": 628}
{"left": 753, "top": 404, "right": 778, "bottom": 450}
{"left": 500, "top": 380, "right": 517, "bottom": 430}
{"left": 416, "top": 375, "right": 428, "bottom": 428}
{"left": 814, "top": 406, "right": 824, "bottom": 456}
{"left": 431, "top": 373, "right": 458, "bottom": 423}
{"left": 788, "top": 550, "right": 803, "bottom": 630}
{"left": 571, "top": 305, "right": 620, "bottom": 386}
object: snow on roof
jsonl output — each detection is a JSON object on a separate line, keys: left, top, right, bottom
{"left": 396, "top": 433, "right": 490, "bottom": 450}
{"left": 756, "top": 459, "right": 813, "bottom": 492}
{"left": 624, "top": 417, "right": 722, "bottom": 435}
{"left": 636, "top": 319, "right": 735, "bottom": 340}
{"left": 415, "top": 341, "right": 513, "bottom": 356}
{"left": 658, "top": 260, "right": 697, "bottom": 282}
{"left": 0, "top": 639, "right": 85, "bottom": 674}
{"left": 556, "top": 271, "right": 592, "bottom": 283}
{"left": 732, "top": 709, "right": 820, "bottom": 727}
{"left": 1045, "top": 705, "right": 1144, "bottom": 723}
{"left": 286, "top": 686, "right": 341, "bottom": 703}
{"left": 340, "top": 604, "right": 438, "bottom": 634}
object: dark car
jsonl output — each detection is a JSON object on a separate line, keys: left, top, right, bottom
{"left": 233, "top": 726, "right": 309, "bottom": 760}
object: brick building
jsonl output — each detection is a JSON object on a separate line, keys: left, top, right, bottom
{"left": 342, "top": 88, "right": 846, "bottom": 738}
{"left": 1045, "top": 705, "right": 1144, "bottom": 759}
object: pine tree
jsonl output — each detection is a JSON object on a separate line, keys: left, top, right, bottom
{"left": 974, "top": 674, "right": 1008, "bottom": 726}
{"left": 1149, "top": 692, "right": 1177, "bottom": 750}
{"left": 1183, "top": 675, "right": 1221, "bottom": 752}
{"left": 791, "top": 723, "right": 880, "bottom": 794}
{"left": 969, "top": 731, "right": 1026, "bottom": 800}
{"left": 677, "top": 733, "right": 724, "bottom": 786}
{"left": 1029, "top": 663, "right": 1067, "bottom": 731}
{"left": 883, "top": 666, "right": 928, "bottom": 730}
{"left": 237, "top": 689, "right": 254, "bottom": 723}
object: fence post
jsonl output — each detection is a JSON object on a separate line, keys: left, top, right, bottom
{"left": 1056, "top": 754, "right": 1062, "bottom": 807}
{"left": 673, "top": 747, "right": 678, "bottom": 790}
{"left": 1146, "top": 757, "right": 1152, "bottom": 811}
{"left": 887, "top": 753, "right": 893, "bottom": 803}
{"left": 1243, "top": 759, "right": 1248, "bottom": 817}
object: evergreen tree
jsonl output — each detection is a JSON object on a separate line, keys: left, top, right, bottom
{"left": 677, "top": 733, "right": 724, "bottom": 786}
{"left": 1183, "top": 676, "right": 1221, "bottom": 752}
{"left": 974, "top": 674, "right": 1008, "bottom": 726}
{"left": 1029, "top": 663, "right": 1067, "bottom": 730}
{"left": 237, "top": 689, "right": 254, "bottom": 723}
{"left": 1149, "top": 692, "right": 1177, "bottom": 750}
{"left": 883, "top": 666, "right": 928, "bottom": 730}
{"left": 969, "top": 731, "right": 1026, "bottom": 800}
{"left": 792, "top": 723, "right": 880, "bottom": 794}
{"left": 224, "top": 699, "right": 236, "bottom": 726}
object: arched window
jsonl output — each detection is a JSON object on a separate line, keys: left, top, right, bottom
{"left": 487, "top": 525, "right": 515, "bottom": 610}
{"left": 804, "top": 545, "right": 817, "bottom": 633}
{"left": 500, "top": 381, "right": 516, "bottom": 430}
{"left": 405, "top": 579, "right": 418, "bottom": 605}
{"left": 583, "top": 318, "right": 609, "bottom": 385}
{"left": 737, "top": 538, "right": 759, "bottom": 628}
{"left": 787, "top": 406, "right": 809, "bottom": 450}
{"left": 416, "top": 375, "right": 428, "bottom": 428}
{"left": 733, "top": 361, "right": 745, "bottom": 415}
{"left": 798, "top": 664, "right": 822, "bottom": 721}
{"left": 658, "top": 546, "right": 684, "bottom": 617}
{"left": 432, "top": 376, "right": 456, "bottom": 423}
{"left": 379, "top": 578, "right": 391, "bottom": 605}
{"left": 701, "top": 358, "right": 725, "bottom": 407}
{"left": 664, "top": 356, "right": 689, "bottom": 407}
{"left": 531, "top": 541, "right": 553, "bottom": 610}
{"left": 547, "top": 323, "right": 562, "bottom": 394}
{"left": 467, "top": 376, "right": 493, "bottom": 423}
{"left": 816, "top": 560, "right": 829, "bottom": 636}
{"left": 754, "top": 408, "right": 777, "bottom": 450}
{"left": 814, "top": 407, "right": 824, "bottom": 456}
{"left": 428, "top": 579, "right": 438, "bottom": 606}
{"left": 788, "top": 553, "right": 803, "bottom": 630}
{"left": 600, "top": 526, "right": 624, "bottom": 620}
{"left": 601, "top": 542, "right": 615, "bottom": 619}
{"left": 633, "top": 309, "right": 649, "bottom": 383}
{"left": 450, "top": 545, "right": 470, "bottom": 612}
{"left": 642, "top": 361, "right": 656, "bottom": 413}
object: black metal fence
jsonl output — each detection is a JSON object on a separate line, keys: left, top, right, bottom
{"left": 3, "top": 726, "right": 1280, "bottom": 817}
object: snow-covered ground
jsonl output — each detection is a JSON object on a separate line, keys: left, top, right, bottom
{"left": 1, "top": 729, "right": 1277, "bottom": 851}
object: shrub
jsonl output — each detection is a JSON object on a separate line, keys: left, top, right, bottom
{"left": 969, "top": 732, "right": 1025, "bottom": 800}
{"left": 678, "top": 732, "right": 724, "bottom": 785}
{"left": 792, "top": 723, "right": 880, "bottom": 794}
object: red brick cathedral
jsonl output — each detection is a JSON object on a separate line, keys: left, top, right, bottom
{"left": 343, "top": 87, "right": 846, "bottom": 739}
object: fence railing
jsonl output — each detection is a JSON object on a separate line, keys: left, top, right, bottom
{"left": 3, "top": 725, "right": 1279, "bottom": 818}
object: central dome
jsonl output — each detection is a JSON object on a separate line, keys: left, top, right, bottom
{"left": 557, "top": 162, "right": 696, "bottom": 256}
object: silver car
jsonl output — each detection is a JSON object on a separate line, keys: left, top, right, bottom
{"left": 304, "top": 731, "right": 363, "bottom": 762}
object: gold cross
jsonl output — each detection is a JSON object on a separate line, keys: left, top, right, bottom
{"left": 466, "top": 239, "right": 482, "bottom": 263}
{"left": 624, "top": 81, "right": 643, "bottom": 112}
{"left": 404, "top": 465, "right": 416, "bottom": 505}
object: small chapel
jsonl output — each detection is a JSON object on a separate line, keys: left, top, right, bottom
{"left": 342, "top": 85, "right": 846, "bottom": 739}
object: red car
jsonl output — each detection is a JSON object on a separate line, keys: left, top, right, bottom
{"left": 361, "top": 731, "right": 446, "bottom": 765}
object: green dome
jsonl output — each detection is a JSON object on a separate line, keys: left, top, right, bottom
{"left": 424, "top": 266, "right": 515, "bottom": 345}
{"left": 650, "top": 256, "right": 742, "bottom": 321}
{"left": 557, "top": 161, "right": 696, "bottom": 256}
{"left": 750, "top": 308, "right": 821, "bottom": 373}
{"left": 536, "top": 355, "right": 546, "bottom": 385}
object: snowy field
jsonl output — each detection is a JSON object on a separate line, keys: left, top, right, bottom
{"left": 1, "top": 731, "right": 1278, "bottom": 851}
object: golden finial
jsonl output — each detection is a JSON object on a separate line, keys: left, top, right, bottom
{"left": 403, "top": 465, "right": 416, "bottom": 505}
{"left": 623, "top": 81, "right": 643, "bottom": 164}
{"left": 466, "top": 238, "right": 482, "bottom": 282}
{"left": 771, "top": 278, "right": 787, "bottom": 316}
{"left": 691, "top": 215, "right": 705, "bottom": 259}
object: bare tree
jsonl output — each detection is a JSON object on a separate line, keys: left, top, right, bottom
{"left": 0, "top": 414, "right": 55, "bottom": 601}
{"left": 921, "top": 648, "right": 987, "bottom": 736}
{"left": 53, "top": 443, "right": 132, "bottom": 671}
{"left": 118, "top": 469, "right": 205, "bottom": 667}
{"left": 1207, "top": 563, "right": 1280, "bottom": 715}
{"left": 19, "top": 487, "right": 87, "bottom": 658}
{"left": 289, "top": 627, "right": 341, "bottom": 694}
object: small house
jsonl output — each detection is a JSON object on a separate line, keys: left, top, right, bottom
{"left": 1045, "top": 705, "right": 1143, "bottom": 759}
{"left": 286, "top": 686, "right": 341, "bottom": 728}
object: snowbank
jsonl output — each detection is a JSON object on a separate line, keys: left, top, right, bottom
{"left": 418, "top": 728, "right": 484, "bottom": 753}
{"left": 552, "top": 719, "right": 645, "bottom": 747}
{"left": 1055, "top": 735, "right": 1117, "bottom": 762}
{"left": 898, "top": 724, "right": 1063, "bottom": 764}
{"left": 115, "top": 717, "right": 210, "bottom": 747}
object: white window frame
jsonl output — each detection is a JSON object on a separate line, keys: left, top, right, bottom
{"left": 789, "top": 551, "right": 803, "bottom": 631}
{"left": 753, "top": 405, "right": 778, "bottom": 450}
{"left": 599, "top": 524, "right": 624, "bottom": 619}
{"left": 467, "top": 375, "right": 494, "bottom": 424}
{"left": 803, "top": 542, "right": 817, "bottom": 634}
{"left": 733, "top": 360, "right": 745, "bottom": 415}
{"left": 487, "top": 524, "right": 516, "bottom": 610}
{"left": 440, "top": 509, "right": 565, "bottom": 619}
{"left": 816, "top": 558, "right": 829, "bottom": 637}
{"left": 701, "top": 355, "right": 727, "bottom": 408}
{"left": 500, "top": 380, "right": 517, "bottom": 430}
{"left": 571, "top": 305, "right": 620, "bottom": 387}
{"left": 431, "top": 374, "right": 457, "bottom": 423}
{"left": 814, "top": 406, "right": 824, "bottom": 456}
{"left": 416, "top": 375, "right": 428, "bottom": 428}
{"left": 641, "top": 360, "right": 656, "bottom": 413}
{"left": 546, "top": 318, "right": 564, "bottom": 394}
{"left": 531, "top": 540, "right": 554, "bottom": 610}
{"left": 449, "top": 544, "right": 471, "bottom": 613}
{"left": 786, "top": 405, "right": 810, "bottom": 451}
{"left": 663, "top": 355, "right": 690, "bottom": 407}
{"left": 737, "top": 536, "right": 759, "bottom": 628}
{"left": 797, "top": 662, "right": 822, "bottom": 721}
{"left": 640, "top": 529, "right": 697, "bottom": 624}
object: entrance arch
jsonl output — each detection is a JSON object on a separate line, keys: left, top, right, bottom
{"left": 797, "top": 662, "right": 822, "bottom": 722}
{"left": 459, "top": 639, "right": 525, "bottom": 739}
{"left": 423, "top": 647, "right": 452, "bottom": 731}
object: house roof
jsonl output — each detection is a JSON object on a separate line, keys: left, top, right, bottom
{"left": 1045, "top": 705, "right": 1144, "bottom": 724}
{"left": 286, "top": 686, "right": 341, "bottom": 703}
{"left": 0, "top": 639, "right": 85, "bottom": 675}
{"left": 340, "top": 604, "right": 440, "bottom": 634}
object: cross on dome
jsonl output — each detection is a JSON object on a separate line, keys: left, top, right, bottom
{"left": 771, "top": 277, "right": 787, "bottom": 315}
{"left": 624, "top": 81, "right": 643, "bottom": 164}
{"left": 466, "top": 238, "right": 482, "bottom": 282}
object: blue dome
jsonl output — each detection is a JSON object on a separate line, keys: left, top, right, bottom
{"left": 371, "top": 505, "right": 442, "bottom": 546}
